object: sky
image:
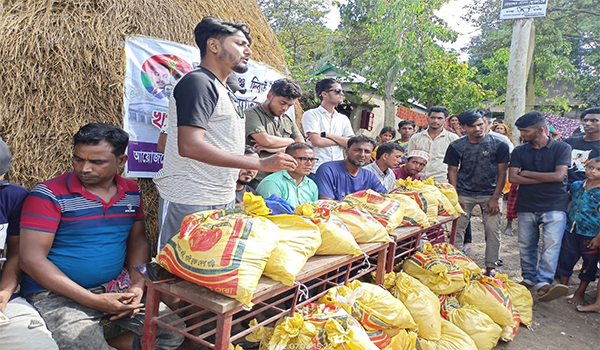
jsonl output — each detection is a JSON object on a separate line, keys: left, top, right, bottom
{"left": 324, "top": 0, "right": 479, "bottom": 61}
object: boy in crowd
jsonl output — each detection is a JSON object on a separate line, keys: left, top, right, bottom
{"left": 558, "top": 157, "right": 600, "bottom": 306}
{"left": 394, "top": 150, "right": 429, "bottom": 180}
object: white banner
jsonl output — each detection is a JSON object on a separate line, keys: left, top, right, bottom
{"left": 122, "top": 36, "right": 287, "bottom": 178}
{"left": 500, "top": 0, "right": 548, "bottom": 20}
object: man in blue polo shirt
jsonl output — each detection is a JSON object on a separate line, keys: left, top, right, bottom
{"left": 315, "top": 135, "right": 387, "bottom": 200}
{"left": 509, "top": 111, "right": 572, "bottom": 301}
{"left": 256, "top": 143, "right": 319, "bottom": 207}
{"left": 19, "top": 124, "right": 183, "bottom": 350}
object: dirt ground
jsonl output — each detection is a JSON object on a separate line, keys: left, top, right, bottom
{"left": 466, "top": 207, "right": 600, "bottom": 349}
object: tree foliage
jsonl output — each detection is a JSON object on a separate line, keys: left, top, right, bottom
{"left": 466, "top": 0, "right": 600, "bottom": 108}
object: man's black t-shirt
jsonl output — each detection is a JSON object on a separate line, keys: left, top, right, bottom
{"left": 509, "top": 139, "right": 572, "bottom": 213}
{"left": 564, "top": 135, "right": 600, "bottom": 184}
{"left": 443, "top": 134, "right": 510, "bottom": 197}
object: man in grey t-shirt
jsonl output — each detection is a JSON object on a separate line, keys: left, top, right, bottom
{"left": 444, "top": 109, "right": 510, "bottom": 274}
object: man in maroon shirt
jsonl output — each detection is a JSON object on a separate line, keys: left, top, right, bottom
{"left": 394, "top": 150, "right": 429, "bottom": 180}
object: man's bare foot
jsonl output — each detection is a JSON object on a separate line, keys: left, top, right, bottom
{"left": 577, "top": 303, "right": 600, "bottom": 313}
{"left": 567, "top": 292, "right": 586, "bottom": 306}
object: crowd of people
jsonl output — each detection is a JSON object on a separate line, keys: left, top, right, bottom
{"left": 0, "top": 16, "right": 599, "bottom": 350}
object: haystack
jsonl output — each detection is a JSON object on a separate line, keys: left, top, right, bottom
{"left": 0, "top": 0, "right": 287, "bottom": 252}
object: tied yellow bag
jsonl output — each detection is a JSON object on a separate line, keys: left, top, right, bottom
{"left": 320, "top": 281, "right": 417, "bottom": 332}
{"left": 157, "top": 208, "right": 279, "bottom": 306}
{"left": 500, "top": 309, "right": 521, "bottom": 342}
{"left": 389, "top": 272, "right": 442, "bottom": 341}
{"left": 427, "top": 243, "right": 480, "bottom": 272}
{"left": 295, "top": 203, "right": 362, "bottom": 256}
{"left": 268, "top": 313, "right": 317, "bottom": 350}
{"left": 314, "top": 200, "right": 391, "bottom": 243}
{"left": 343, "top": 190, "right": 405, "bottom": 233}
{"left": 496, "top": 273, "right": 533, "bottom": 326}
{"left": 264, "top": 215, "right": 321, "bottom": 286}
{"left": 402, "top": 250, "right": 468, "bottom": 295}
{"left": 366, "top": 329, "right": 392, "bottom": 350}
{"left": 416, "top": 319, "right": 477, "bottom": 350}
{"left": 312, "top": 316, "right": 380, "bottom": 350}
{"left": 435, "top": 182, "right": 465, "bottom": 215}
{"left": 245, "top": 319, "right": 274, "bottom": 350}
{"left": 389, "top": 330, "right": 418, "bottom": 350}
{"left": 391, "top": 178, "right": 439, "bottom": 222}
{"left": 440, "top": 296, "right": 502, "bottom": 350}
{"left": 386, "top": 193, "right": 430, "bottom": 227}
{"left": 422, "top": 178, "right": 457, "bottom": 216}
{"left": 457, "top": 275, "right": 514, "bottom": 327}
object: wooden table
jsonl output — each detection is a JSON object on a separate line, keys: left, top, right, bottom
{"left": 386, "top": 215, "right": 458, "bottom": 272}
{"left": 139, "top": 241, "right": 388, "bottom": 350}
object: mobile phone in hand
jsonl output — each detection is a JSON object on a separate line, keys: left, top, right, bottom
{"left": 0, "top": 310, "right": 10, "bottom": 326}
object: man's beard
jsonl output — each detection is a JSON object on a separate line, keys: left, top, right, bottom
{"left": 348, "top": 158, "right": 366, "bottom": 167}
{"left": 237, "top": 178, "right": 252, "bottom": 186}
{"left": 219, "top": 47, "right": 248, "bottom": 73}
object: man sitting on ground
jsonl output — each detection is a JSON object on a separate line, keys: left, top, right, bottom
{"left": 256, "top": 143, "right": 319, "bottom": 207}
{"left": 315, "top": 135, "right": 387, "bottom": 200}
{"left": 19, "top": 123, "right": 183, "bottom": 350}
{"left": 394, "top": 150, "right": 429, "bottom": 180}
{"left": 364, "top": 142, "right": 404, "bottom": 192}
{"left": 235, "top": 146, "right": 260, "bottom": 204}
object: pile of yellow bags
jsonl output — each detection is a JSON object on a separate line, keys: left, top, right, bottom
{"left": 343, "top": 190, "right": 405, "bottom": 233}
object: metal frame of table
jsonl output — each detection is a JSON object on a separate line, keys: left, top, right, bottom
{"left": 386, "top": 215, "right": 458, "bottom": 272}
{"left": 139, "top": 242, "right": 388, "bottom": 350}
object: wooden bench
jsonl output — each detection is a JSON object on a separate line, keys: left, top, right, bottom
{"left": 140, "top": 242, "right": 388, "bottom": 350}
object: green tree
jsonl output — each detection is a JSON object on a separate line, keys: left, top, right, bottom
{"left": 466, "top": 0, "right": 600, "bottom": 108}
{"left": 258, "top": 0, "right": 335, "bottom": 76}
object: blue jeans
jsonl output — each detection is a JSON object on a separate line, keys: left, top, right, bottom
{"left": 517, "top": 211, "right": 566, "bottom": 290}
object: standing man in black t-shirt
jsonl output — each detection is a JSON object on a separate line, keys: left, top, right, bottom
{"left": 444, "top": 109, "right": 510, "bottom": 275}
{"left": 509, "top": 111, "right": 572, "bottom": 301}
{"left": 154, "top": 17, "right": 297, "bottom": 252}
{"left": 564, "top": 107, "right": 600, "bottom": 186}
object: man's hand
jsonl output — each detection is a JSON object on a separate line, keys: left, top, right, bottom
{"left": 485, "top": 197, "right": 500, "bottom": 215}
{"left": 259, "top": 153, "right": 298, "bottom": 172}
{"left": 0, "top": 290, "right": 11, "bottom": 313}
{"left": 587, "top": 235, "right": 600, "bottom": 250}
{"left": 458, "top": 198, "right": 465, "bottom": 209}
{"left": 89, "top": 292, "right": 144, "bottom": 318}
{"left": 109, "top": 285, "right": 144, "bottom": 321}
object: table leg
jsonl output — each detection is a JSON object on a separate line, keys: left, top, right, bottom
{"left": 141, "top": 284, "right": 160, "bottom": 350}
{"left": 449, "top": 217, "right": 458, "bottom": 245}
{"left": 375, "top": 247, "right": 387, "bottom": 285}
{"left": 386, "top": 242, "right": 396, "bottom": 273}
{"left": 214, "top": 314, "right": 232, "bottom": 350}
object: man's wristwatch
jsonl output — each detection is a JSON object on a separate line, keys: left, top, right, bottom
{"left": 321, "top": 131, "right": 326, "bottom": 138}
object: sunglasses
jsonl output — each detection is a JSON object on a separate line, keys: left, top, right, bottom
{"left": 294, "top": 157, "right": 319, "bottom": 163}
{"left": 326, "top": 88, "right": 343, "bottom": 95}
{"left": 228, "top": 91, "right": 244, "bottom": 119}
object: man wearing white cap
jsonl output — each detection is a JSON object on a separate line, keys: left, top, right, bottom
{"left": 394, "top": 150, "right": 429, "bottom": 181}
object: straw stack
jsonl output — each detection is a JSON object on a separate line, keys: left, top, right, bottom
{"left": 0, "top": 0, "right": 287, "bottom": 252}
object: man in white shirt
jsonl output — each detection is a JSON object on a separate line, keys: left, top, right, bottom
{"left": 407, "top": 106, "right": 459, "bottom": 182}
{"left": 301, "top": 78, "right": 355, "bottom": 174}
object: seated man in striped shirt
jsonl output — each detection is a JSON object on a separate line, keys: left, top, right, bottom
{"left": 19, "top": 123, "right": 183, "bottom": 350}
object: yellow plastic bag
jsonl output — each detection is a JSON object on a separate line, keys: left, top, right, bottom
{"left": 402, "top": 250, "right": 468, "bottom": 295}
{"left": 295, "top": 203, "right": 362, "bottom": 256}
{"left": 269, "top": 312, "right": 317, "bottom": 350}
{"left": 343, "top": 190, "right": 405, "bottom": 233}
{"left": 390, "top": 272, "right": 442, "bottom": 341}
{"left": 264, "top": 215, "right": 321, "bottom": 286}
{"left": 385, "top": 193, "right": 430, "bottom": 227}
{"left": 320, "top": 281, "right": 417, "bottom": 331}
{"left": 313, "top": 316, "right": 380, "bottom": 350}
{"left": 245, "top": 319, "right": 274, "bottom": 350}
{"left": 392, "top": 178, "right": 439, "bottom": 222}
{"left": 500, "top": 309, "right": 521, "bottom": 342}
{"left": 157, "top": 208, "right": 280, "bottom": 306}
{"left": 315, "top": 200, "right": 391, "bottom": 243}
{"left": 422, "top": 178, "right": 457, "bottom": 216}
{"left": 243, "top": 192, "right": 272, "bottom": 216}
{"left": 389, "top": 330, "right": 418, "bottom": 350}
{"left": 496, "top": 273, "right": 533, "bottom": 326}
{"left": 416, "top": 319, "right": 477, "bottom": 350}
{"left": 441, "top": 297, "right": 502, "bottom": 350}
{"left": 457, "top": 275, "right": 514, "bottom": 327}
{"left": 366, "top": 329, "right": 392, "bottom": 349}
{"left": 435, "top": 182, "right": 465, "bottom": 215}
{"left": 427, "top": 243, "right": 480, "bottom": 272}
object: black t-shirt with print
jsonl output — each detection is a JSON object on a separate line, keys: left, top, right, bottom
{"left": 564, "top": 135, "right": 600, "bottom": 184}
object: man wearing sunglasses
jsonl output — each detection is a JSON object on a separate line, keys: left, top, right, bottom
{"left": 154, "top": 17, "right": 297, "bottom": 252}
{"left": 256, "top": 143, "right": 319, "bottom": 207}
{"left": 302, "top": 78, "right": 355, "bottom": 175}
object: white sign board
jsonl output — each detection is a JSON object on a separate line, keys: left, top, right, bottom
{"left": 500, "top": 0, "right": 548, "bottom": 20}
